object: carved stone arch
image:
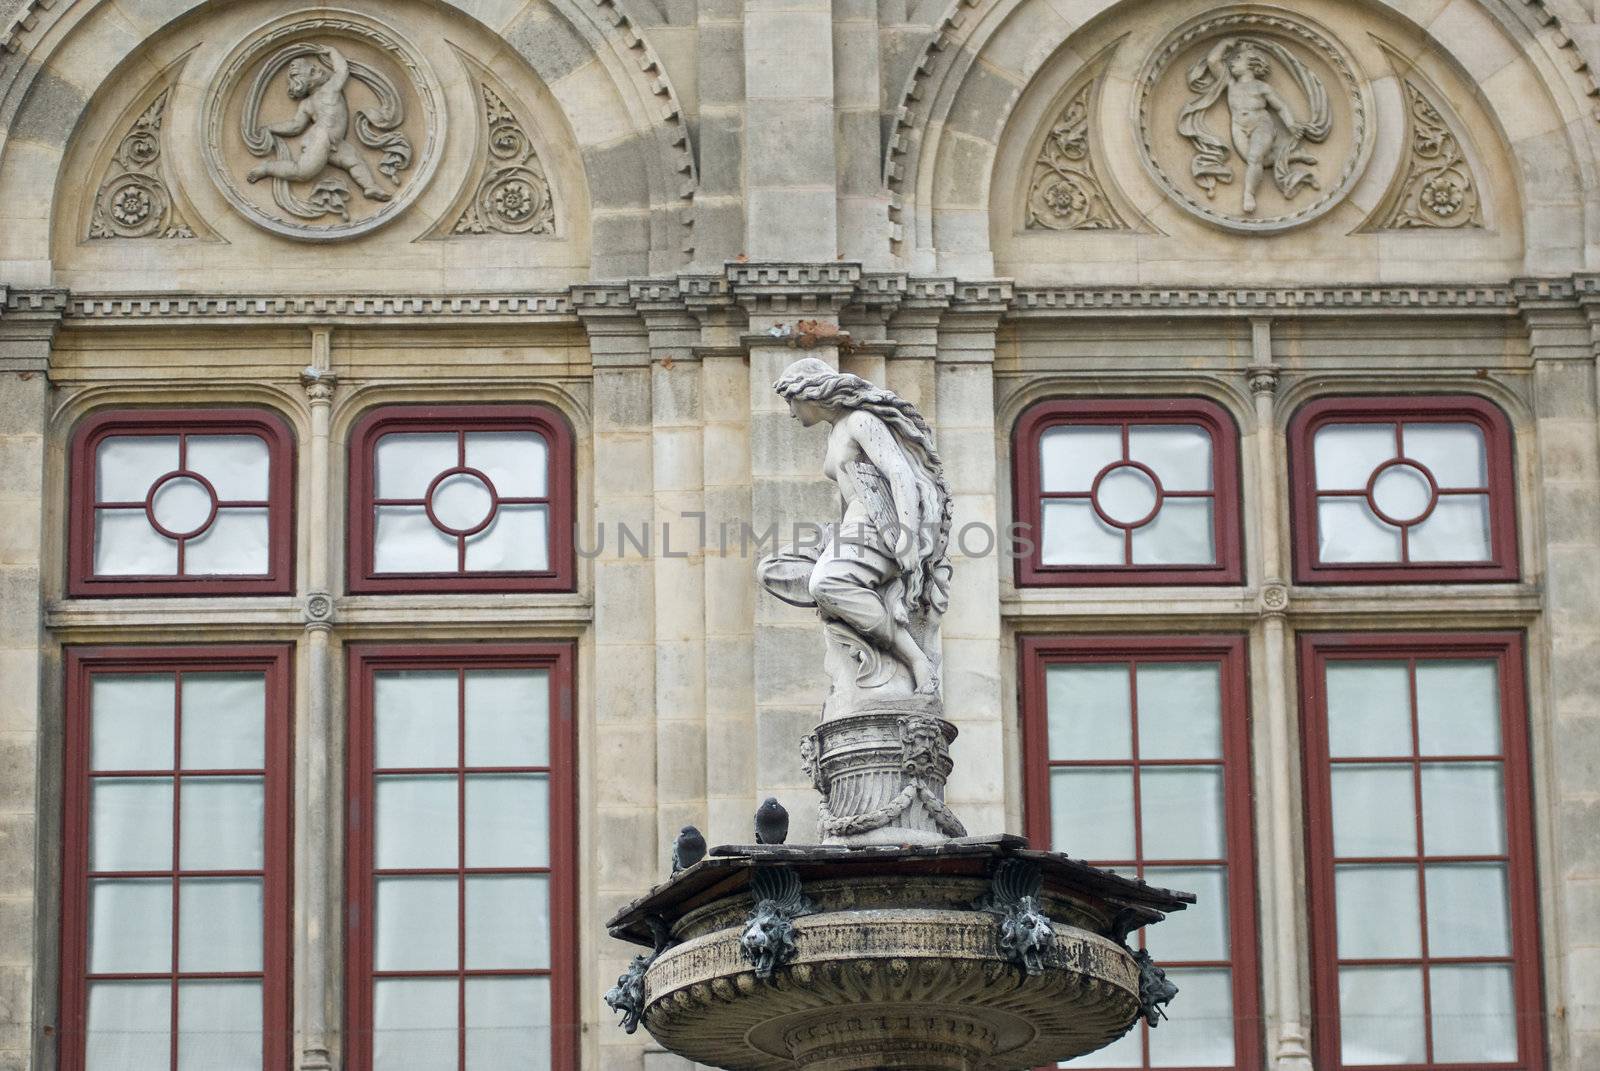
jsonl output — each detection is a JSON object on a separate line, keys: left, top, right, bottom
{"left": 995, "top": 370, "right": 1255, "bottom": 439}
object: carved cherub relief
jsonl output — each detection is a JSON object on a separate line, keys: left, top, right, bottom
{"left": 246, "top": 47, "right": 391, "bottom": 204}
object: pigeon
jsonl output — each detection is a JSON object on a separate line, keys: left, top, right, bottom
{"left": 671, "top": 825, "right": 706, "bottom": 873}
{"left": 754, "top": 797, "right": 789, "bottom": 845}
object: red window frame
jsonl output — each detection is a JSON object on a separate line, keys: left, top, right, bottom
{"left": 345, "top": 642, "right": 579, "bottom": 1071}
{"left": 1020, "top": 634, "right": 1261, "bottom": 1070}
{"left": 347, "top": 405, "right": 575, "bottom": 594}
{"left": 1299, "top": 631, "right": 1546, "bottom": 1071}
{"left": 1288, "top": 396, "right": 1519, "bottom": 584}
{"left": 60, "top": 644, "right": 294, "bottom": 1071}
{"left": 68, "top": 409, "right": 296, "bottom": 597}
{"left": 1012, "top": 398, "right": 1244, "bottom": 587}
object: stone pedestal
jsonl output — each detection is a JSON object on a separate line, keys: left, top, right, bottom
{"left": 804, "top": 699, "right": 964, "bottom": 846}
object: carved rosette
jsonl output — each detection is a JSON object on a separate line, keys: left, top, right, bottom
{"left": 1368, "top": 79, "right": 1482, "bottom": 231}
{"left": 89, "top": 90, "right": 194, "bottom": 240}
{"left": 451, "top": 84, "right": 556, "bottom": 236}
{"left": 1026, "top": 81, "right": 1129, "bottom": 231}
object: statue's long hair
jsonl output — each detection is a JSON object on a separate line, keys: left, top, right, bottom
{"left": 774, "top": 359, "right": 952, "bottom": 615}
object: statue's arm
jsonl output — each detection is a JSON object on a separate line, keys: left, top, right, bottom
{"left": 1263, "top": 85, "right": 1300, "bottom": 128}
{"left": 846, "top": 411, "right": 922, "bottom": 572}
{"left": 263, "top": 103, "right": 314, "bottom": 137}
{"left": 325, "top": 46, "right": 351, "bottom": 91}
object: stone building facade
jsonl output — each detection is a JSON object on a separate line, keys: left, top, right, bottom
{"left": 2, "top": 0, "right": 1599, "bottom": 1069}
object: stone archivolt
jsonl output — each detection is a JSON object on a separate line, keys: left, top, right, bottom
{"left": 448, "top": 82, "right": 557, "bottom": 237}
{"left": 88, "top": 88, "right": 195, "bottom": 241}
{"left": 1026, "top": 77, "right": 1131, "bottom": 232}
{"left": 1365, "top": 75, "right": 1483, "bottom": 231}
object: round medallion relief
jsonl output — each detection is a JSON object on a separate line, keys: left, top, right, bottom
{"left": 1136, "top": 8, "right": 1370, "bottom": 233}
{"left": 203, "top": 12, "right": 445, "bottom": 240}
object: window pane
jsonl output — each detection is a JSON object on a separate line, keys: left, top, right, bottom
{"left": 466, "top": 504, "right": 550, "bottom": 572}
{"left": 91, "top": 778, "right": 173, "bottom": 872}
{"left": 375, "top": 433, "right": 457, "bottom": 499}
{"left": 374, "top": 672, "right": 459, "bottom": 768}
{"left": 1145, "top": 967, "right": 1234, "bottom": 1067}
{"left": 179, "top": 879, "right": 263, "bottom": 972}
{"left": 1041, "top": 426, "right": 1121, "bottom": 493}
{"left": 1314, "top": 424, "right": 1396, "bottom": 490}
{"left": 1129, "top": 425, "right": 1212, "bottom": 491}
{"left": 186, "top": 509, "right": 271, "bottom": 575}
{"left": 1046, "top": 665, "right": 1131, "bottom": 761}
{"left": 149, "top": 476, "right": 213, "bottom": 536}
{"left": 465, "top": 671, "right": 549, "bottom": 767}
{"left": 87, "top": 981, "right": 171, "bottom": 1071}
{"left": 95, "top": 510, "right": 178, "bottom": 575}
{"left": 1420, "top": 763, "right": 1506, "bottom": 855}
{"left": 180, "top": 778, "right": 264, "bottom": 870}
{"left": 376, "top": 776, "right": 459, "bottom": 869}
{"left": 1326, "top": 663, "right": 1411, "bottom": 758}
{"left": 181, "top": 674, "right": 266, "bottom": 770}
{"left": 96, "top": 436, "right": 178, "bottom": 500}
{"left": 186, "top": 435, "right": 270, "bottom": 502}
{"left": 91, "top": 675, "right": 174, "bottom": 770}
{"left": 1131, "top": 497, "right": 1215, "bottom": 565}
{"left": 1370, "top": 463, "right": 1432, "bottom": 524}
{"left": 178, "top": 981, "right": 263, "bottom": 1071}
{"left": 1338, "top": 966, "right": 1425, "bottom": 1065}
{"left": 90, "top": 878, "right": 171, "bottom": 973}
{"left": 1097, "top": 467, "right": 1158, "bottom": 525}
{"left": 373, "top": 979, "right": 457, "bottom": 1071}
{"left": 1430, "top": 965, "right": 1518, "bottom": 1063}
{"left": 1317, "top": 498, "right": 1402, "bottom": 563}
{"left": 1140, "top": 766, "right": 1225, "bottom": 860}
{"left": 1416, "top": 660, "right": 1501, "bottom": 757}
{"left": 374, "top": 506, "right": 458, "bottom": 573}
{"left": 1409, "top": 495, "right": 1492, "bottom": 562}
{"left": 1331, "top": 765, "right": 1416, "bottom": 857}
{"left": 1135, "top": 663, "right": 1222, "bottom": 760}
{"left": 466, "top": 775, "right": 549, "bottom": 868}
{"left": 1051, "top": 768, "right": 1134, "bottom": 860}
{"left": 376, "top": 878, "right": 458, "bottom": 971}
{"left": 431, "top": 472, "right": 495, "bottom": 531}
{"left": 466, "top": 977, "right": 551, "bottom": 1071}
{"left": 466, "top": 431, "right": 548, "bottom": 499}
{"left": 1426, "top": 863, "right": 1511, "bottom": 957}
{"left": 466, "top": 875, "right": 549, "bottom": 968}
{"left": 1403, "top": 423, "right": 1486, "bottom": 488}
{"left": 1142, "top": 866, "right": 1228, "bottom": 961}
{"left": 1335, "top": 865, "right": 1421, "bottom": 958}
{"left": 1060, "top": 1024, "right": 1141, "bottom": 1067}
{"left": 1041, "top": 501, "right": 1123, "bottom": 565}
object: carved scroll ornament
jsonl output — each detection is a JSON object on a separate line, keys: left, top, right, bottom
{"left": 451, "top": 84, "right": 556, "bottom": 236}
{"left": 1369, "top": 79, "right": 1483, "bottom": 230}
{"left": 89, "top": 89, "right": 195, "bottom": 240}
{"left": 1026, "top": 81, "right": 1129, "bottom": 231}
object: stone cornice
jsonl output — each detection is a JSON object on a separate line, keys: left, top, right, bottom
{"left": 1011, "top": 284, "right": 1519, "bottom": 316}
{"left": 63, "top": 291, "right": 576, "bottom": 326}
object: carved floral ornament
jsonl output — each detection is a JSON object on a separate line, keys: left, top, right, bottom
{"left": 1026, "top": 78, "right": 1130, "bottom": 231}
{"left": 450, "top": 83, "right": 556, "bottom": 237}
{"left": 1366, "top": 77, "right": 1483, "bottom": 231}
{"left": 89, "top": 89, "right": 194, "bottom": 240}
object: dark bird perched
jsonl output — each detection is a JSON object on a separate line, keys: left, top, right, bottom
{"left": 754, "top": 797, "right": 789, "bottom": 845}
{"left": 671, "top": 825, "right": 706, "bottom": 873}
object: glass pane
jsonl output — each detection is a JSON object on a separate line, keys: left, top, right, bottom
{"left": 376, "top": 878, "right": 458, "bottom": 971}
{"left": 1136, "top": 663, "right": 1222, "bottom": 760}
{"left": 1416, "top": 661, "right": 1501, "bottom": 757}
{"left": 178, "top": 980, "right": 262, "bottom": 1071}
{"left": 186, "top": 509, "right": 270, "bottom": 575}
{"left": 466, "top": 431, "right": 548, "bottom": 498}
{"left": 465, "top": 504, "right": 549, "bottom": 572}
{"left": 1404, "top": 423, "right": 1487, "bottom": 488}
{"left": 374, "top": 506, "right": 458, "bottom": 573}
{"left": 86, "top": 981, "right": 171, "bottom": 1071}
{"left": 1050, "top": 768, "right": 1134, "bottom": 860}
{"left": 1430, "top": 965, "right": 1518, "bottom": 1063}
{"left": 1326, "top": 662, "right": 1411, "bottom": 758}
{"left": 1331, "top": 765, "right": 1416, "bottom": 857}
{"left": 92, "top": 674, "right": 175, "bottom": 770}
{"left": 95, "top": 509, "right": 178, "bottom": 575}
{"left": 375, "top": 432, "right": 457, "bottom": 499}
{"left": 1314, "top": 424, "right": 1396, "bottom": 490}
{"left": 1041, "top": 500, "right": 1123, "bottom": 565}
{"left": 1335, "top": 865, "right": 1421, "bottom": 958}
{"left": 1338, "top": 966, "right": 1425, "bottom": 1065}
{"left": 1426, "top": 863, "right": 1511, "bottom": 956}
{"left": 1142, "top": 866, "right": 1228, "bottom": 961}
{"left": 150, "top": 476, "right": 214, "bottom": 535}
{"left": 1046, "top": 664, "right": 1131, "bottom": 761}
{"left": 374, "top": 672, "right": 459, "bottom": 769}
{"left": 1129, "top": 425, "right": 1212, "bottom": 491}
{"left": 179, "top": 879, "right": 263, "bottom": 972}
{"left": 1041, "top": 425, "right": 1122, "bottom": 493}
{"left": 1140, "top": 766, "right": 1225, "bottom": 860}
{"left": 431, "top": 472, "right": 495, "bottom": 531}
{"left": 1370, "top": 463, "right": 1433, "bottom": 524}
{"left": 96, "top": 435, "right": 178, "bottom": 500}
{"left": 91, "top": 778, "right": 173, "bottom": 872}
{"left": 181, "top": 674, "right": 266, "bottom": 770}
{"left": 465, "top": 670, "right": 549, "bottom": 767}
{"left": 376, "top": 776, "right": 459, "bottom": 869}
{"left": 1421, "top": 763, "right": 1506, "bottom": 855}
{"left": 1146, "top": 967, "right": 1234, "bottom": 1067}
{"left": 466, "top": 875, "right": 550, "bottom": 968}
{"left": 1317, "top": 498, "right": 1402, "bottom": 563}
{"left": 90, "top": 878, "right": 171, "bottom": 973}
{"left": 1060, "top": 1024, "right": 1141, "bottom": 1067}
{"left": 466, "top": 976, "right": 551, "bottom": 1071}
{"left": 1409, "top": 495, "right": 1492, "bottom": 562}
{"left": 373, "top": 978, "right": 457, "bottom": 1071}
{"left": 186, "top": 435, "right": 270, "bottom": 501}
{"left": 180, "top": 778, "right": 264, "bottom": 870}
{"left": 466, "top": 775, "right": 549, "bottom": 868}
{"left": 1096, "top": 466, "right": 1158, "bottom": 526}
{"left": 1131, "top": 498, "right": 1215, "bottom": 565}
